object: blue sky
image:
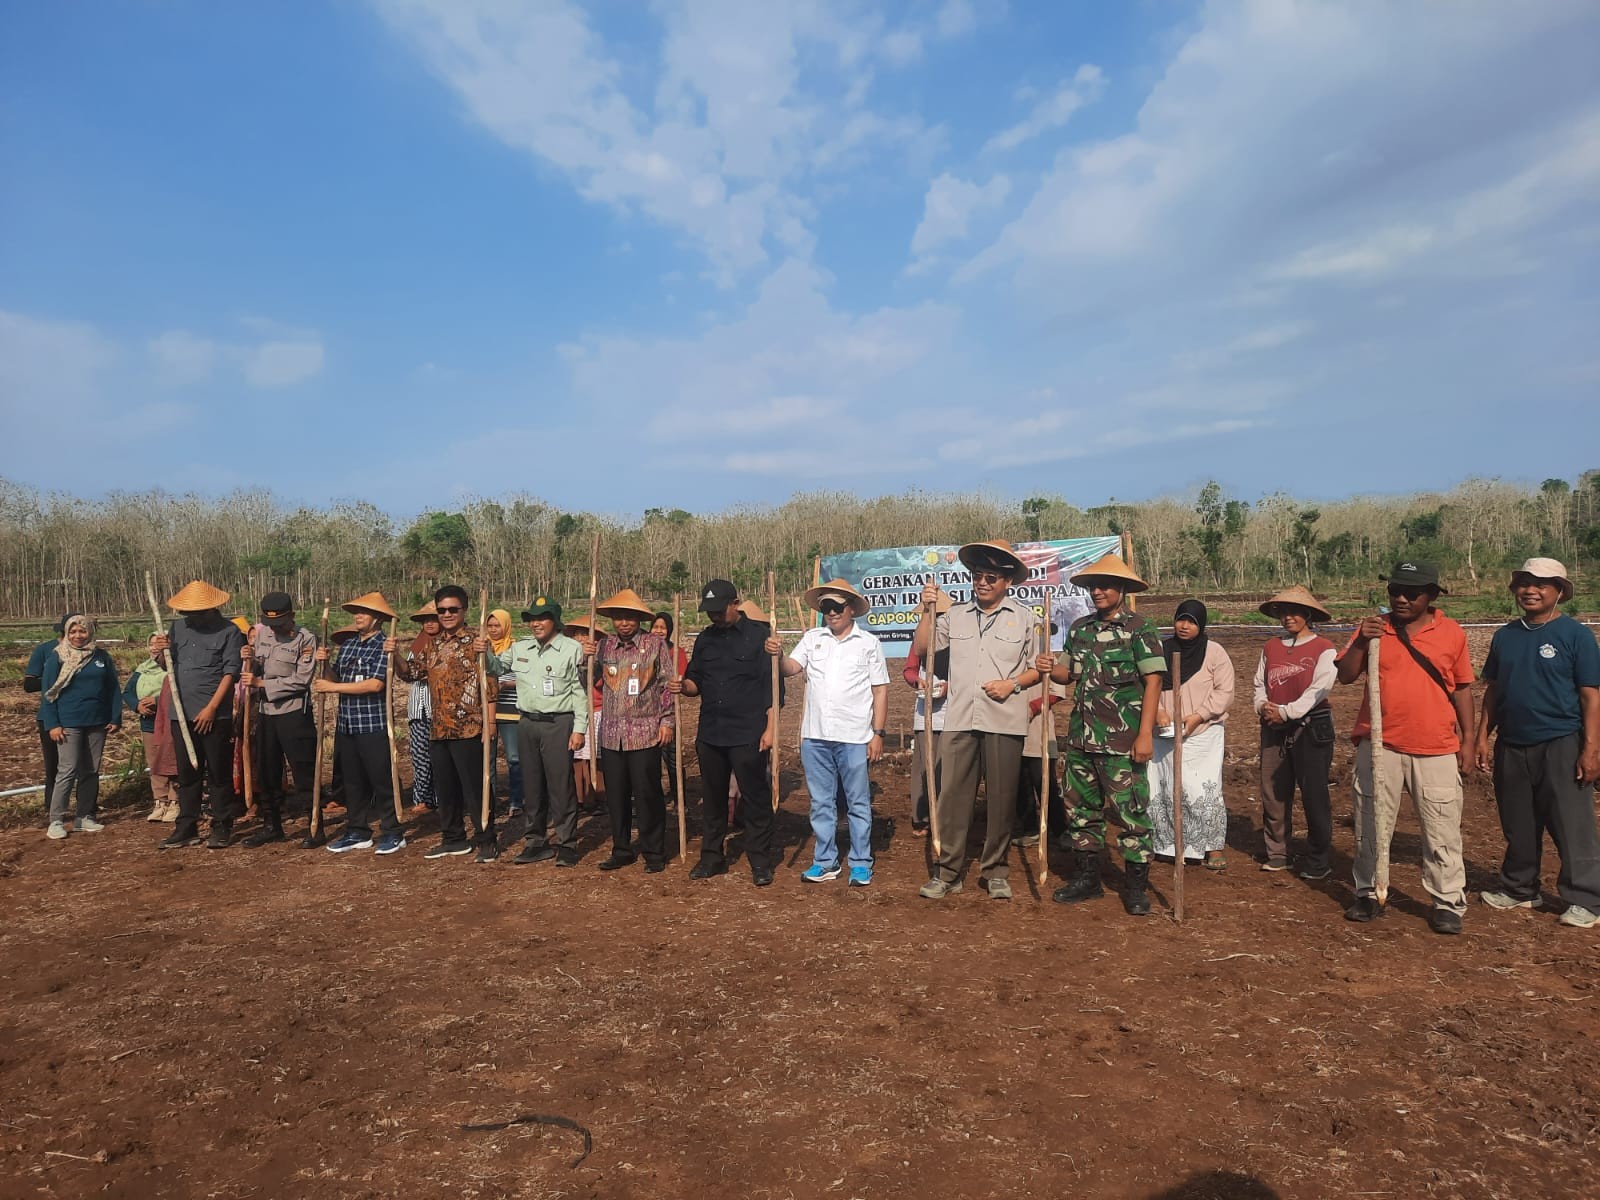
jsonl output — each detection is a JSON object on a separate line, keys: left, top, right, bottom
{"left": 2, "top": 1, "right": 1597, "bottom": 520}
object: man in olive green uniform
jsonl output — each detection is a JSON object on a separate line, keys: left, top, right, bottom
{"left": 1039, "top": 553, "right": 1165, "bottom": 915}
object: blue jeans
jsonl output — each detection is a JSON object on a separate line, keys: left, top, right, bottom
{"left": 800, "top": 738, "right": 872, "bottom": 869}
{"left": 493, "top": 724, "right": 524, "bottom": 812}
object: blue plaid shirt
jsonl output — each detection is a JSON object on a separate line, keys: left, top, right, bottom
{"left": 333, "top": 630, "right": 389, "bottom": 735}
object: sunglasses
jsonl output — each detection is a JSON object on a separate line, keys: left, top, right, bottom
{"left": 818, "top": 600, "right": 848, "bottom": 616}
{"left": 971, "top": 570, "right": 1007, "bottom": 584}
{"left": 435, "top": 605, "right": 464, "bottom": 614}
{"left": 1385, "top": 585, "right": 1428, "bottom": 600}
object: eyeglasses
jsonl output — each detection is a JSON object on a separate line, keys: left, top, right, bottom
{"left": 818, "top": 601, "right": 848, "bottom": 616}
{"left": 436, "top": 605, "right": 464, "bottom": 614}
{"left": 971, "top": 571, "right": 1007, "bottom": 584}
{"left": 1385, "top": 585, "right": 1428, "bottom": 600}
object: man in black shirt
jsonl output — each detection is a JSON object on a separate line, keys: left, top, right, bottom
{"left": 668, "top": 579, "right": 781, "bottom": 886}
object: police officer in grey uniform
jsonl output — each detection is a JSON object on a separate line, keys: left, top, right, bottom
{"left": 240, "top": 591, "right": 319, "bottom": 846}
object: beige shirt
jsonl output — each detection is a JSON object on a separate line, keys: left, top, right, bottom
{"left": 1159, "top": 640, "right": 1235, "bottom": 734}
{"left": 933, "top": 596, "right": 1041, "bottom": 735}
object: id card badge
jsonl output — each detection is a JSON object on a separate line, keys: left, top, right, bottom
{"left": 627, "top": 675, "right": 640, "bottom": 697}
{"left": 543, "top": 675, "right": 556, "bottom": 697}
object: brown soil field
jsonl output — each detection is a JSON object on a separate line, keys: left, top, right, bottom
{"left": 2, "top": 628, "right": 1597, "bottom": 1199}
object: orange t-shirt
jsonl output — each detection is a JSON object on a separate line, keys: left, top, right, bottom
{"left": 1339, "top": 611, "right": 1474, "bottom": 757}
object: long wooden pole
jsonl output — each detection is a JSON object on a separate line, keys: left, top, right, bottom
{"left": 587, "top": 531, "right": 600, "bottom": 788}
{"left": 478, "top": 589, "right": 492, "bottom": 833}
{"left": 145, "top": 572, "right": 197, "bottom": 769}
{"left": 1368, "top": 633, "right": 1389, "bottom": 905}
{"left": 767, "top": 569, "right": 780, "bottom": 812}
{"left": 308, "top": 599, "right": 330, "bottom": 844}
{"left": 387, "top": 616, "right": 404, "bottom": 826}
{"left": 672, "top": 593, "right": 688, "bottom": 867}
{"left": 1037, "top": 611, "right": 1051, "bottom": 882}
{"left": 922, "top": 597, "right": 941, "bottom": 857}
{"left": 1169, "top": 650, "right": 1186, "bottom": 923}
{"left": 240, "top": 625, "right": 255, "bottom": 818}
{"left": 1121, "top": 532, "right": 1138, "bottom": 612}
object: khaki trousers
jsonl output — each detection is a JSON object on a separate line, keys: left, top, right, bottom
{"left": 1352, "top": 739, "right": 1466, "bottom": 913}
{"left": 933, "top": 730, "right": 1022, "bottom": 883}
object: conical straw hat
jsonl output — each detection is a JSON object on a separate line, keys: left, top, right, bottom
{"left": 596, "top": 587, "right": 656, "bottom": 620}
{"left": 167, "top": 580, "right": 231, "bottom": 612}
{"left": 1259, "top": 585, "right": 1331, "bottom": 623}
{"left": 1068, "top": 553, "right": 1147, "bottom": 593}
{"left": 738, "top": 599, "right": 771, "bottom": 625}
{"left": 802, "top": 578, "right": 870, "bottom": 618}
{"left": 562, "top": 615, "right": 595, "bottom": 636}
{"left": 957, "top": 539, "right": 1029, "bottom": 584}
{"left": 410, "top": 600, "right": 438, "bottom": 622}
{"left": 341, "top": 591, "right": 397, "bottom": 620}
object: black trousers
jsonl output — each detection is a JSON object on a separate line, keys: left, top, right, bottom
{"left": 1260, "top": 722, "right": 1334, "bottom": 869}
{"left": 339, "top": 731, "right": 398, "bottom": 838}
{"left": 697, "top": 740, "right": 775, "bottom": 871}
{"left": 257, "top": 708, "right": 316, "bottom": 819}
{"left": 518, "top": 713, "right": 578, "bottom": 852}
{"left": 433, "top": 737, "right": 491, "bottom": 845}
{"left": 173, "top": 718, "right": 238, "bottom": 835}
{"left": 601, "top": 745, "right": 665, "bottom": 862}
{"left": 1494, "top": 732, "right": 1600, "bottom": 911}
{"left": 37, "top": 721, "right": 59, "bottom": 812}
{"left": 1015, "top": 754, "right": 1068, "bottom": 837}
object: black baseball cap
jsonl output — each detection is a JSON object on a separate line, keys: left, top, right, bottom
{"left": 522, "top": 596, "right": 563, "bottom": 623}
{"left": 698, "top": 579, "right": 737, "bottom": 613}
{"left": 259, "top": 591, "right": 295, "bottom": 622}
{"left": 1380, "top": 561, "right": 1448, "bottom": 594}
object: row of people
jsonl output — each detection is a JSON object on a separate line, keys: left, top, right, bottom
{"left": 23, "top": 548, "right": 1598, "bottom": 929}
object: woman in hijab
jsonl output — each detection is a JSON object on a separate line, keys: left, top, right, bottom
{"left": 652, "top": 611, "right": 688, "bottom": 809}
{"left": 405, "top": 602, "right": 440, "bottom": 810}
{"left": 1150, "top": 600, "right": 1235, "bottom": 870}
{"left": 38, "top": 615, "right": 123, "bottom": 840}
{"left": 485, "top": 608, "right": 523, "bottom": 816}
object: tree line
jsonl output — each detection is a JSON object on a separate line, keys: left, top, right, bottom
{"left": 1, "top": 472, "right": 1596, "bottom": 620}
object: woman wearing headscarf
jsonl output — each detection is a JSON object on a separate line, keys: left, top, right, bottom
{"left": 38, "top": 615, "right": 123, "bottom": 840}
{"left": 485, "top": 608, "right": 523, "bottom": 816}
{"left": 124, "top": 632, "right": 180, "bottom": 821}
{"left": 1150, "top": 600, "right": 1234, "bottom": 870}
{"left": 405, "top": 601, "right": 440, "bottom": 810}
{"left": 651, "top": 611, "right": 688, "bottom": 808}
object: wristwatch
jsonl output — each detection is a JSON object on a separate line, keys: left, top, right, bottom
{"left": 1011, "top": 680, "right": 1023, "bottom": 695}
{"left": 872, "top": 728, "right": 886, "bottom": 737}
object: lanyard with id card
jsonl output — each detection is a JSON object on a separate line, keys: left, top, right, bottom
{"left": 543, "top": 664, "right": 555, "bottom": 697}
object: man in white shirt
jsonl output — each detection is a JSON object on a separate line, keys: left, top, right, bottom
{"left": 768, "top": 579, "right": 889, "bottom": 887}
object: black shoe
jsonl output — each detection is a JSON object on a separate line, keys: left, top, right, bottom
{"left": 598, "top": 852, "right": 637, "bottom": 871}
{"left": 515, "top": 845, "right": 555, "bottom": 864}
{"left": 476, "top": 841, "right": 501, "bottom": 864}
{"left": 689, "top": 859, "right": 726, "bottom": 880}
{"left": 1345, "top": 895, "right": 1386, "bottom": 922}
{"left": 159, "top": 829, "right": 203, "bottom": 850}
{"left": 1429, "top": 908, "right": 1463, "bottom": 935}
{"left": 1052, "top": 850, "right": 1104, "bottom": 904}
{"left": 206, "top": 822, "right": 233, "bottom": 850}
{"left": 752, "top": 866, "right": 775, "bottom": 887}
{"left": 1122, "top": 861, "right": 1151, "bottom": 917}
{"left": 425, "top": 840, "right": 473, "bottom": 860}
{"left": 300, "top": 832, "right": 327, "bottom": 849}
{"left": 1297, "top": 862, "right": 1332, "bottom": 881}
{"left": 555, "top": 847, "right": 580, "bottom": 868}
{"left": 644, "top": 858, "right": 666, "bottom": 874}
{"left": 243, "top": 824, "right": 285, "bottom": 848}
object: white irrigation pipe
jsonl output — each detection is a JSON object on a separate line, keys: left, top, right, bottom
{"left": 1, "top": 768, "right": 151, "bottom": 799}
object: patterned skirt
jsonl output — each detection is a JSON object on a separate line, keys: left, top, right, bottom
{"left": 1149, "top": 723, "right": 1227, "bottom": 857}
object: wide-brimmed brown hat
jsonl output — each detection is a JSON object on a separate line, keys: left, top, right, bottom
{"left": 562, "top": 615, "right": 594, "bottom": 636}
{"left": 596, "top": 587, "right": 656, "bottom": 621}
{"left": 803, "top": 578, "right": 869, "bottom": 618}
{"left": 1069, "top": 553, "right": 1147, "bottom": 593}
{"left": 341, "top": 591, "right": 397, "bottom": 620}
{"left": 958, "top": 540, "right": 1029, "bottom": 585}
{"left": 410, "top": 600, "right": 438, "bottom": 622}
{"left": 1259, "top": 585, "right": 1331, "bottom": 623}
{"left": 738, "top": 599, "right": 771, "bottom": 625}
{"left": 1509, "top": 557, "right": 1574, "bottom": 603}
{"left": 167, "top": 580, "right": 231, "bottom": 612}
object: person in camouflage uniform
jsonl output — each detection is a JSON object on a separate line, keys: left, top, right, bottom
{"left": 1038, "top": 553, "right": 1165, "bottom": 915}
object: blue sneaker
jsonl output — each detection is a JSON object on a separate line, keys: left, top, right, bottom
{"left": 802, "top": 861, "right": 842, "bottom": 883}
{"left": 849, "top": 866, "right": 872, "bottom": 888}
{"left": 374, "top": 832, "right": 406, "bottom": 855}
{"left": 327, "top": 830, "right": 374, "bottom": 854}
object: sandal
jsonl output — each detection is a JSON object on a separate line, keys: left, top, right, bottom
{"left": 1204, "top": 853, "right": 1228, "bottom": 872}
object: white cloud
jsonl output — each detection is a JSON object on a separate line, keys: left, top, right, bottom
{"left": 0, "top": 310, "right": 119, "bottom": 411}
{"left": 244, "top": 340, "right": 326, "bottom": 389}
{"left": 936, "top": 0, "right": 979, "bottom": 40}
{"left": 983, "top": 64, "right": 1105, "bottom": 155}
{"left": 148, "top": 329, "right": 220, "bottom": 385}
{"left": 145, "top": 323, "right": 326, "bottom": 390}
{"left": 909, "top": 172, "right": 1011, "bottom": 264}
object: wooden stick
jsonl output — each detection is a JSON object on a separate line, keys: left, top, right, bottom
{"left": 240, "top": 626, "right": 255, "bottom": 819}
{"left": 922, "top": 598, "right": 941, "bottom": 857}
{"left": 1169, "top": 650, "right": 1186, "bottom": 923}
{"left": 145, "top": 572, "right": 197, "bottom": 769}
{"left": 673, "top": 593, "right": 688, "bottom": 867}
{"left": 587, "top": 531, "right": 600, "bottom": 788}
{"left": 1368, "top": 632, "right": 1389, "bottom": 905}
{"left": 478, "top": 588, "right": 492, "bottom": 833}
{"left": 387, "top": 616, "right": 404, "bottom": 826}
{"left": 309, "top": 599, "right": 330, "bottom": 843}
{"left": 767, "top": 569, "right": 780, "bottom": 812}
{"left": 1122, "top": 532, "right": 1138, "bottom": 612}
{"left": 1037, "top": 614, "right": 1051, "bottom": 882}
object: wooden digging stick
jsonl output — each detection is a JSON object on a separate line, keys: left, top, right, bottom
{"left": 145, "top": 572, "right": 197, "bottom": 769}
{"left": 1122, "top": 533, "right": 1138, "bottom": 612}
{"left": 309, "top": 599, "right": 330, "bottom": 843}
{"left": 587, "top": 530, "right": 600, "bottom": 788}
{"left": 387, "top": 616, "right": 404, "bottom": 826}
{"left": 922, "top": 598, "right": 942, "bottom": 857}
{"left": 478, "top": 588, "right": 493, "bottom": 833}
{"left": 241, "top": 628, "right": 256, "bottom": 819}
{"left": 1169, "top": 650, "right": 1186, "bottom": 924}
{"left": 768, "top": 569, "right": 780, "bottom": 812}
{"left": 673, "top": 593, "right": 688, "bottom": 867}
{"left": 1368, "top": 632, "right": 1390, "bottom": 905}
{"left": 1037, "top": 613, "right": 1052, "bottom": 882}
